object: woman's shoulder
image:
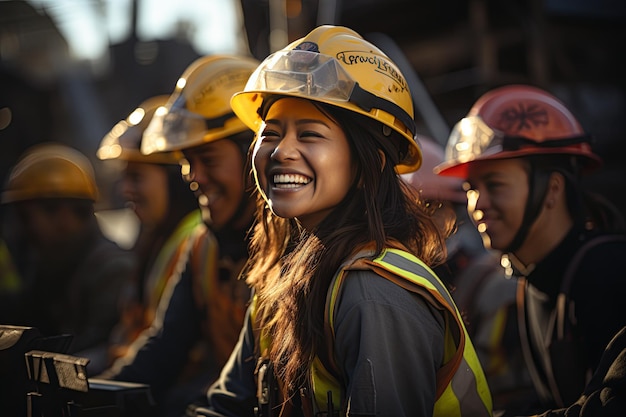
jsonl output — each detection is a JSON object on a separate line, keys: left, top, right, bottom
{"left": 341, "top": 268, "right": 406, "bottom": 296}
{"left": 337, "top": 268, "right": 442, "bottom": 321}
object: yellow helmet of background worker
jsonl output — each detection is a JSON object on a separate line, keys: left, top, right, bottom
{"left": 141, "top": 55, "right": 261, "bottom": 155}
{"left": 230, "top": 25, "right": 421, "bottom": 173}
{"left": 97, "top": 95, "right": 182, "bottom": 164}
{"left": 2, "top": 143, "right": 99, "bottom": 204}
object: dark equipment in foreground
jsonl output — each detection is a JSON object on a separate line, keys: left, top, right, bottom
{"left": 0, "top": 325, "right": 156, "bottom": 416}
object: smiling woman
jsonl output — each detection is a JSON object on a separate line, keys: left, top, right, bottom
{"left": 252, "top": 98, "right": 354, "bottom": 230}
{"left": 196, "top": 25, "right": 493, "bottom": 417}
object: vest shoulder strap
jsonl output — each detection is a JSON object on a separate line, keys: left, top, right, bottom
{"left": 324, "top": 248, "right": 466, "bottom": 400}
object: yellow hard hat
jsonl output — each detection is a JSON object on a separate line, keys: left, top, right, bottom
{"left": 141, "top": 55, "right": 260, "bottom": 155}
{"left": 230, "top": 25, "right": 421, "bottom": 173}
{"left": 2, "top": 143, "right": 99, "bottom": 204}
{"left": 97, "top": 95, "right": 182, "bottom": 164}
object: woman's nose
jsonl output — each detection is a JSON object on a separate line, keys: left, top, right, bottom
{"left": 270, "top": 132, "right": 298, "bottom": 161}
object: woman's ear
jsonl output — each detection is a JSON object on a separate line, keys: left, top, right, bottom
{"left": 545, "top": 171, "right": 565, "bottom": 208}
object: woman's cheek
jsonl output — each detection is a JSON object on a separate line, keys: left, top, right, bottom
{"left": 253, "top": 148, "right": 270, "bottom": 191}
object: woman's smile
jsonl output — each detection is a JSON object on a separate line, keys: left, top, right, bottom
{"left": 253, "top": 97, "right": 355, "bottom": 230}
{"left": 272, "top": 172, "right": 312, "bottom": 190}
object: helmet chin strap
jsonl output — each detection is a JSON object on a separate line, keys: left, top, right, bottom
{"left": 504, "top": 160, "right": 551, "bottom": 254}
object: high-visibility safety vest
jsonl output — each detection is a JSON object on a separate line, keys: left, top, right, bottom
{"left": 145, "top": 210, "right": 206, "bottom": 316}
{"left": 255, "top": 247, "right": 493, "bottom": 417}
{"left": 191, "top": 224, "right": 250, "bottom": 367}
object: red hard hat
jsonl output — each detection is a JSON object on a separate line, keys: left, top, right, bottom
{"left": 435, "top": 84, "right": 602, "bottom": 178}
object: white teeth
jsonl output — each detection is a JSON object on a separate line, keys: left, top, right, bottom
{"left": 273, "top": 174, "right": 311, "bottom": 188}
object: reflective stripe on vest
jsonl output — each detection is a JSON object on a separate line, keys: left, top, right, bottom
{"left": 145, "top": 210, "right": 204, "bottom": 312}
{"left": 313, "top": 248, "right": 493, "bottom": 417}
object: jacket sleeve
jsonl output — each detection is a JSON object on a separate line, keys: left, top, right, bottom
{"left": 333, "top": 269, "right": 446, "bottom": 417}
{"left": 194, "top": 304, "right": 258, "bottom": 417}
{"left": 72, "top": 236, "right": 137, "bottom": 374}
{"left": 102, "top": 262, "right": 204, "bottom": 397}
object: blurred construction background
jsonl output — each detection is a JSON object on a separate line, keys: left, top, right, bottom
{"left": 1, "top": 0, "right": 625, "bottom": 213}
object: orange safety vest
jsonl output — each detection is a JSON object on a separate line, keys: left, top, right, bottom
{"left": 190, "top": 225, "right": 250, "bottom": 367}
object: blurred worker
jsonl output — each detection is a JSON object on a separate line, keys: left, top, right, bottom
{"left": 98, "top": 55, "right": 259, "bottom": 417}
{"left": 96, "top": 95, "right": 203, "bottom": 370}
{"left": 0, "top": 142, "right": 135, "bottom": 365}
{"left": 401, "top": 136, "right": 483, "bottom": 285}
{"left": 435, "top": 84, "right": 626, "bottom": 415}
{"left": 403, "top": 136, "right": 533, "bottom": 413}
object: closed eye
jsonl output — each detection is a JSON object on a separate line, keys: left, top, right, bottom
{"left": 260, "top": 129, "right": 281, "bottom": 142}
{"left": 300, "top": 131, "right": 323, "bottom": 139}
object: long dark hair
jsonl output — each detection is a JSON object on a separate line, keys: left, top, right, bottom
{"left": 244, "top": 100, "right": 451, "bottom": 397}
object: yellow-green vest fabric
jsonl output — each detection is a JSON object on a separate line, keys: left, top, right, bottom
{"left": 255, "top": 248, "right": 493, "bottom": 417}
{"left": 312, "top": 248, "right": 493, "bottom": 417}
